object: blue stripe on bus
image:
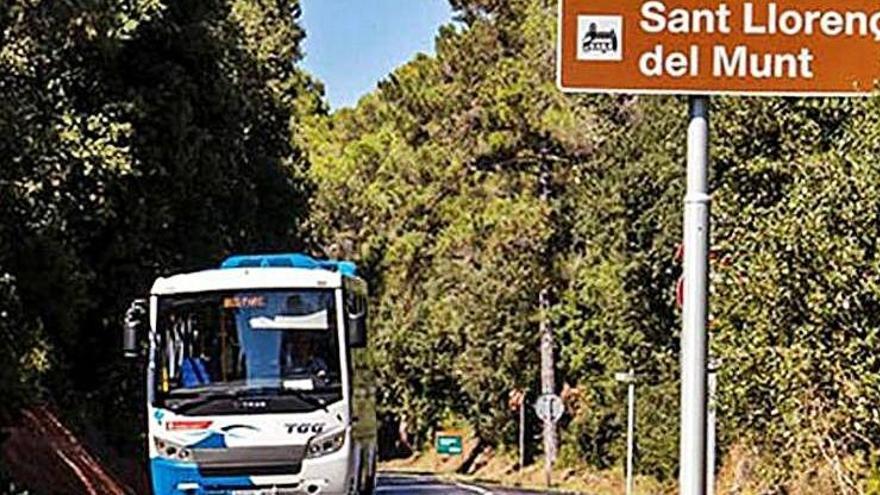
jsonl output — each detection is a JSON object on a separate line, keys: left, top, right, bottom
{"left": 150, "top": 457, "right": 253, "bottom": 495}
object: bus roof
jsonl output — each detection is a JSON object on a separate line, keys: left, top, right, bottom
{"left": 150, "top": 254, "right": 359, "bottom": 296}
{"left": 151, "top": 267, "right": 343, "bottom": 295}
{"left": 220, "top": 253, "right": 358, "bottom": 277}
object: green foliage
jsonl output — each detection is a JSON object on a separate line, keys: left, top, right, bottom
{"left": 305, "top": 0, "right": 880, "bottom": 489}
{"left": 2, "top": 0, "right": 880, "bottom": 491}
{"left": 711, "top": 97, "right": 880, "bottom": 486}
{"left": 868, "top": 453, "right": 880, "bottom": 495}
{"left": 0, "top": 0, "right": 319, "bottom": 463}
{"left": 304, "top": 0, "right": 585, "bottom": 450}
{"left": 0, "top": 272, "right": 50, "bottom": 414}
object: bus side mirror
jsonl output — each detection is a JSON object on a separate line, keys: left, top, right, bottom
{"left": 123, "top": 299, "right": 148, "bottom": 358}
{"left": 348, "top": 315, "right": 367, "bottom": 348}
{"left": 346, "top": 292, "right": 368, "bottom": 348}
{"left": 348, "top": 307, "right": 367, "bottom": 349}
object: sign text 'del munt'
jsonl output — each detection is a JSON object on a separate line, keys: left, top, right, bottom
{"left": 558, "top": 0, "right": 880, "bottom": 95}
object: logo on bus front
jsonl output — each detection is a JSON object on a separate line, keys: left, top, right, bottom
{"left": 286, "top": 422, "right": 325, "bottom": 435}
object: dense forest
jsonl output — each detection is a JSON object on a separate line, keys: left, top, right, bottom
{"left": 2, "top": 0, "right": 880, "bottom": 494}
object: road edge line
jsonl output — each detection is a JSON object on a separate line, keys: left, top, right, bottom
{"left": 455, "top": 481, "right": 494, "bottom": 495}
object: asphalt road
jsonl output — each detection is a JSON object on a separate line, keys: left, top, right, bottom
{"left": 376, "top": 474, "right": 548, "bottom": 495}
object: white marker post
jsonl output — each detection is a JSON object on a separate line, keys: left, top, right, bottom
{"left": 615, "top": 370, "right": 638, "bottom": 495}
{"left": 626, "top": 378, "right": 635, "bottom": 495}
{"left": 680, "top": 96, "right": 711, "bottom": 495}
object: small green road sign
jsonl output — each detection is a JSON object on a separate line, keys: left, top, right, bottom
{"left": 435, "top": 433, "right": 463, "bottom": 456}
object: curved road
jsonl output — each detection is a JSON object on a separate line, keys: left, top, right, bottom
{"left": 377, "top": 474, "right": 491, "bottom": 494}
{"left": 377, "top": 474, "right": 542, "bottom": 495}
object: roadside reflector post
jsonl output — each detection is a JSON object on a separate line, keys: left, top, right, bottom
{"left": 519, "top": 390, "right": 526, "bottom": 476}
{"left": 508, "top": 388, "right": 528, "bottom": 476}
{"left": 615, "top": 370, "right": 638, "bottom": 495}
{"left": 680, "top": 96, "right": 711, "bottom": 495}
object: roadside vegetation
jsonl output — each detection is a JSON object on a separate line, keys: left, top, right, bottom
{"left": 2, "top": 1, "right": 879, "bottom": 494}
{"left": 0, "top": 0, "right": 320, "bottom": 490}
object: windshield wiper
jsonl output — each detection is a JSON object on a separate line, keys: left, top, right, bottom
{"left": 165, "top": 389, "right": 242, "bottom": 413}
{"left": 166, "top": 383, "right": 266, "bottom": 412}
{"left": 165, "top": 385, "right": 335, "bottom": 414}
{"left": 277, "top": 388, "right": 330, "bottom": 413}
{"left": 167, "top": 384, "right": 230, "bottom": 398}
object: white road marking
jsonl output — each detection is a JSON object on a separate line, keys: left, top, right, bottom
{"left": 455, "top": 481, "right": 494, "bottom": 494}
{"left": 376, "top": 484, "right": 465, "bottom": 492}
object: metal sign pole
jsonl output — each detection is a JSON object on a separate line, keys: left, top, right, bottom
{"left": 680, "top": 96, "right": 710, "bottom": 495}
{"left": 540, "top": 293, "right": 556, "bottom": 487}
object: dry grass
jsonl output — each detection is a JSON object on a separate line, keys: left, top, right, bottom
{"left": 382, "top": 434, "right": 667, "bottom": 494}
{"left": 385, "top": 437, "right": 876, "bottom": 494}
{"left": 714, "top": 442, "right": 873, "bottom": 495}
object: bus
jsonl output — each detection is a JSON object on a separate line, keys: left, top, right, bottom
{"left": 123, "top": 253, "right": 378, "bottom": 495}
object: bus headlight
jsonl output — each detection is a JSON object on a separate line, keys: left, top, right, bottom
{"left": 305, "top": 428, "right": 346, "bottom": 459}
{"left": 154, "top": 437, "right": 193, "bottom": 461}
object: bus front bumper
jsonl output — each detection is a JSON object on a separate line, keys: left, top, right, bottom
{"left": 150, "top": 450, "right": 353, "bottom": 495}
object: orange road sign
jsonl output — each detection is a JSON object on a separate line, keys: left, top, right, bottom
{"left": 558, "top": 0, "right": 880, "bottom": 96}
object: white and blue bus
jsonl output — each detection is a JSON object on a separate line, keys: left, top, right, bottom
{"left": 123, "top": 253, "right": 377, "bottom": 495}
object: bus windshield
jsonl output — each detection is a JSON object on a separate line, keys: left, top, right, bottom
{"left": 153, "top": 289, "right": 343, "bottom": 414}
